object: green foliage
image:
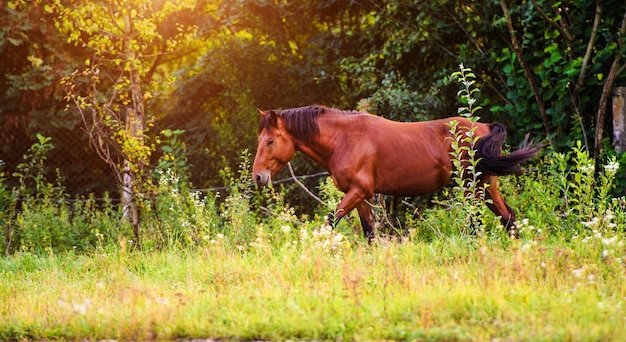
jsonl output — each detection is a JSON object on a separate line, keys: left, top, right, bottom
{"left": 155, "top": 129, "right": 189, "bottom": 185}
{"left": 147, "top": 168, "right": 218, "bottom": 250}
{"left": 217, "top": 150, "right": 259, "bottom": 244}
{"left": 1, "top": 136, "right": 120, "bottom": 254}
{"left": 12, "top": 134, "right": 55, "bottom": 196}
{"left": 363, "top": 71, "right": 440, "bottom": 121}
{"left": 446, "top": 65, "right": 488, "bottom": 235}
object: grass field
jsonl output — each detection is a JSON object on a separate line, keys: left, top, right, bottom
{"left": 2, "top": 227, "right": 625, "bottom": 341}
{"left": 2, "top": 140, "right": 626, "bottom": 340}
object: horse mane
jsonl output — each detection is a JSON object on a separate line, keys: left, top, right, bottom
{"left": 259, "top": 105, "right": 358, "bottom": 144}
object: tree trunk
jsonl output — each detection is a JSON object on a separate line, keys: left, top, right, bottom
{"left": 120, "top": 9, "right": 146, "bottom": 248}
{"left": 122, "top": 108, "right": 143, "bottom": 247}
{"left": 499, "top": 0, "right": 552, "bottom": 140}
{"left": 594, "top": 9, "right": 626, "bottom": 158}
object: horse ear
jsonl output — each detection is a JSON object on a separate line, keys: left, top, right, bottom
{"left": 257, "top": 108, "right": 266, "bottom": 118}
{"left": 268, "top": 110, "right": 278, "bottom": 127}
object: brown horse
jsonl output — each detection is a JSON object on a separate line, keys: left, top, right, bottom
{"left": 252, "top": 105, "right": 540, "bottom": 239}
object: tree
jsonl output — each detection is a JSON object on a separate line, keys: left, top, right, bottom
{"left": 499, "top": 0, "right": 626, "bottom": 154}
{"left": 37, "top": 0, "right": 200, "bottom": 246}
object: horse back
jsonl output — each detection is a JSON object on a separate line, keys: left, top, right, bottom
{"left": 345, "top": 115, "right": 492, "bottom": 196}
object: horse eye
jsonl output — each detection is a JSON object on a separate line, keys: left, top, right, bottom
{"left": 267, "top": 139, "right": 275, "bottom": 146}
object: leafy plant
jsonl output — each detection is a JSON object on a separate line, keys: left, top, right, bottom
{"left": 446, "top": 64, "right": 489, "bottom": 235}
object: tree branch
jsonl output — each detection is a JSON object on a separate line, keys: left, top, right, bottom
{"left": 594, "top": 8, "right": 626, "bottom": 158}
{"left": 530, "top": 0, "right": 574, "bottom": 42}
{"left": 287, "top": 162, "right": 326, "bottom": 206}
{"left": 576, "top": 0, "right": 602, "bottom": 90}
{"left": 499, "top": 0, "right": 552, "bottom": 140}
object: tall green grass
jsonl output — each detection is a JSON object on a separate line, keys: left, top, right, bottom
{"left": 1, "top": 224, "right": 625, "bottom": 340}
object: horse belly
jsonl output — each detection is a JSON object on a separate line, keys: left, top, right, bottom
{"left": 372, "top": 135, "right": 452, "bottom": 196}
{"left": 374, "top": 162, "right": 451, "bottom": 196}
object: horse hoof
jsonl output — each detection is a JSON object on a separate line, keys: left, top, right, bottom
{"left": 324, "top": 212, "right": 336, "bottom": 228}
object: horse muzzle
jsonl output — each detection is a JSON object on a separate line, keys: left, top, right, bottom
{"left": 253, "top": 171, "right": 271, "bottom": 186}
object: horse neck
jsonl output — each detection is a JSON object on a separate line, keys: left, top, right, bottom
{"left": 294, "top": 114, "right": 349, "bottom": 170}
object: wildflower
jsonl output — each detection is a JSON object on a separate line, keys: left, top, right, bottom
{"left": 582, "top": 217, "right": 600, "bottom": 228}
{"left": 281, "top": 225, "right": 291, "bottom": 234}
{"left": 331, "top": 233, "right": 344, "bottom": 249}
{"left": 300, "top": 228, "right": 309, "bottom": 241}
{"left": 580, "top": 163, "right": 595, "bottom": 173}
{"left": 602, "top": 236, "right": 619, "bottom": 246}
{"left": 604, "top": 161, "right": 620, "bottom": 173}
{"left": 72, "top": 299, "right": 91, "bottom": 315}
{"left": 572, "top": 267, "right": 585, "bottom": 278}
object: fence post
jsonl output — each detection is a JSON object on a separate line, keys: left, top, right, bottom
{"left": 613, "top": 86, "right": 626, "bottom": 154}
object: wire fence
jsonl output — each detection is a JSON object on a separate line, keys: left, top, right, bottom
{"left": 2, "top": 125, "right": 330, "bottom": 204}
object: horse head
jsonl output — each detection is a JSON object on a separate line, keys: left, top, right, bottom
{"left": 253, "top": 109, "right": 297, "bottom": 186}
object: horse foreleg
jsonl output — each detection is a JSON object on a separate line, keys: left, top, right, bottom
{"left": 484, "top": 176, "right": 518, "bottom": 238}
{"left": 330, "top": 187, "right": 374, "bottom": 240}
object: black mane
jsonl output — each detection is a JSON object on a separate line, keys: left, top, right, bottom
{"left": 259, "top": 105, "right": 357, "bottom": 144}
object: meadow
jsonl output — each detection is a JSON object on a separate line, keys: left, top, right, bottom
{"left": 1, "top": 143, "right": 626, "bottom": 341}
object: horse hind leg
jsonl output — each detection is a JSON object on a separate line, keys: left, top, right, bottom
{"left": 356, "top": 201, "right": 376, "bottom": 241}
{"left": 484, "top": 176, "right": 519, "bottom": 238}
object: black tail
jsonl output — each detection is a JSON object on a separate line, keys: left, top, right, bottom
{"left": 475, "top": 123, "right": 542, "bottom": 176}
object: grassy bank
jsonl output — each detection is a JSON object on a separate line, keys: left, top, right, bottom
{"left": 2, "top": 229, "right": 625, "bottom": 341}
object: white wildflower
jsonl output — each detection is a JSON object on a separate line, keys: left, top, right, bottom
{"left": 602, "top": 236, "right": 619, "bottom": 246}
{"left": 72, "top": 299, "right": 91, "bottom": 315}
{"left": 572, "top": 267, "right": 585, "bottom": 278}
{"left": 582, "top": 217, "right": 600, "bottom": 228}
{"left": 580, "top": 163, "right": 595, "bottom": 173}
{"left": 604, "top": 161, "right": 620, "bottom": 173}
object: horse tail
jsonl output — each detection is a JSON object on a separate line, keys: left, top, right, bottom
{"left": 475, "top": 123, "right": 542, "bottom": 176}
